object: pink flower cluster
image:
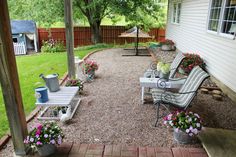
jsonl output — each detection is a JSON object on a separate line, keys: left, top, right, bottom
{"left": 82, "top": 60, "right": 99, "bottom": 74}
{"left": 163, "top": 110, "right": 202, "bottom": 136}
{"left": 24, "top": 122, "right": 64, "bottom": 148}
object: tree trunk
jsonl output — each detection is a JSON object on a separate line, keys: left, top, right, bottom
{"left": 90, "top": 21, "right": 102, "bottom": 44}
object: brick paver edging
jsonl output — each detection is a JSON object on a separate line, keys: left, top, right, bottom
{"left": 47, "top": 142, "right": 208, "bottom": 157}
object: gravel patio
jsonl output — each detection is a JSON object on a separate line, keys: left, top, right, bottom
{"left": 1, "top": 48, "right": 236, "bottom": 156}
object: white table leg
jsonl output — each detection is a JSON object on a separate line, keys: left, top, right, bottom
{"left": 141, "top": 87, "right": 145, "bottom": 104}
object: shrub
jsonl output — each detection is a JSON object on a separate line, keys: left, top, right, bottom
{"left": 41, "top": 39, "right": 65, "bottom": 53}
{"left": 180, "top": 53, "right": 205, "bottom": 74}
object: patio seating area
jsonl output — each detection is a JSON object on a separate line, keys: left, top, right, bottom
{"left": 1, "top": 48, "right": 236, "bottom": 156}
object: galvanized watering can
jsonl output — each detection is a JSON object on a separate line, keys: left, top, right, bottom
{"left": 39, "top": 73, "right": 60, "bottom": 92}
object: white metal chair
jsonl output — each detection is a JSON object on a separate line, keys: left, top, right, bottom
{"left": 152, "top": 66, "right": 210, "bottom": 126}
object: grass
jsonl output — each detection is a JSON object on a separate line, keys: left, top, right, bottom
{"left": 0, "top": 44, "right": 114, "bottom": 138}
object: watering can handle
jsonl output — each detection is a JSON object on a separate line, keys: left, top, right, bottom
{"left": 39, "top": 73, "right": 44, "bottom": 78}
{"left": 53, "top": 73, "right": 59, "bottom": 76}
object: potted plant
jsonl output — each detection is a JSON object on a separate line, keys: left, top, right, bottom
{"left": 180, "top": 53, "right": 205, "bottom": 74}
{"left": 164, "top": 110, "right": 202, "bottom": 144}
{"left": 160, "top": 39, "right": 175, "bottom": 51}
{"left": 155, "top": 61, "right": 164, "bottom": 77}
{"left": 65, "top": 78, "right": 83, "bottom": 91}
{"left": 160, "top": 63, "right": 171, "bottom": 79}
{"left": 24, "top": 122, "right": 64, "bottom": 156}
{"left": 82, "top": 60, "right": 99, "bottom": 80}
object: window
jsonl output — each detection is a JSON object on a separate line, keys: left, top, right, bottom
{"left": 13, "top": 38, "right": 18, "bottom": 43}
{"left": 172, "top": 2, "right": 182, "bottom": 24}
{"left": 208, "top": 0, "right": 236, "bottom": 37}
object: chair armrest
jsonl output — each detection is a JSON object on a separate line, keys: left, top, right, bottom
{"left": 150, "top": 61, "right": 157, "bottom": 70}
{"left": 168, "top": 77, "right": 187, "bottom": 81}
{"left": 178, "top": 91, "right": 197, "bottom": 94}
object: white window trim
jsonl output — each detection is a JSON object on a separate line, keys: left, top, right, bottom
{"left": 207, "top": 0, "right": 236, "bottom": 39}
{"left": 171, "top": 1, "right": 182, "bottom": 25}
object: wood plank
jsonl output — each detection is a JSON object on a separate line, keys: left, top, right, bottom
{"left": 0, "top": 0, "right": 28, "bottom": 155}
{"left": 68, "top": 143, "right": 81, "bottom": 157}
{"left": 64, "top": 0, "right": 75, "bottom": 78}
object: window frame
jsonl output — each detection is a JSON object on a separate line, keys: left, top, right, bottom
{"left": 172, "top": 1, "right": 182, "bottom": 25}
{"left": 207, "top": 0, "right": 236, "bottom": 39}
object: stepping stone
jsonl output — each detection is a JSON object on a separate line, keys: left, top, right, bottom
{"left": 212, "top": 90, "right": 222, "bottom": 95}
{"left": 212, "top": 94, "right": 223, "bottom": 101}
{"left": 199, "top": 127, "right": 236, "bottom": 157}
{"left": 200, "top": 88, "right": 209, "bottom": 94}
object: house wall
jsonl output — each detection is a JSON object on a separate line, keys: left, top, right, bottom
{"left": 166, "top": 0, "right": 236, "bottom": 98}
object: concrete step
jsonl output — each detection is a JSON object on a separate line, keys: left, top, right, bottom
{"left": 199, "top": 127, "right": 236, "bottom": 157}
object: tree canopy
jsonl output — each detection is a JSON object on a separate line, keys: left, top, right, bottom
{"left": 8, "top": 0, "right": 167, "bottom": 43}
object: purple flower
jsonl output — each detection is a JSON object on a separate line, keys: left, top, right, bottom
{"left": 186, "top": 129, "right": 190, "bottom": 133}
{"left": 36, "top": 134, "right": 39, "bottom": 138}
{"left": 37, "top": 124, "right": 43, "bottom": 130}
{"left": 50, "top": 140, "right": 56, "bottom": 144}
{"left": 24, "top": 139, "right": 29, "bottom": 144}
{"left": 44, "top": 134, "right": 49, "bottom": 138}
{"left": 174, "top": 128, "right": 179, "bottom": 132}
{"left": 189, "top": 133, "right": 193, "bottom": 136}
{"left": 36, "top": 141, "right": 42, "bottom": 145}
{"left": 30, "top": 138, "right": 34, "bottom": 142}
{"left": 196, "top": 123, "right": 201, "bottom": 127}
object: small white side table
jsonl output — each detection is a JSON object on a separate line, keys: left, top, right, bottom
{"left": 36, "top": 87, "right": 81, "bottom": 120}
{"left": 139, "top": 77, "right": 185, "bottom": 104}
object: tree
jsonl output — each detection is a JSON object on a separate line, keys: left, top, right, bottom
{"left": 73, "top": 0, "right": 110, "bottom": 44}
{"left": 8, "top": 0, "right": 167, "bottom": 44}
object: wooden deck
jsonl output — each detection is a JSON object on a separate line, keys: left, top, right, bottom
{"left": 30, "top": 142, "right": 208, "bottom": 157}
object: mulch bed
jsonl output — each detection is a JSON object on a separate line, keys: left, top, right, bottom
{"left": 1, "top": 48, "right": 236, "bottom": 156}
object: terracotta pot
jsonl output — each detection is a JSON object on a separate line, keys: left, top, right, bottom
{"left": 37, "top": 144, "right": 56, "bottom": 157}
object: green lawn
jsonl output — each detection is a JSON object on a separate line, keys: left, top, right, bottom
{"left": 0, "top": 44, "right": 113, "bottom": 138}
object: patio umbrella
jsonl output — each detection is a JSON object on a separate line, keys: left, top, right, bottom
{"left": 119, "top": 26, "right": 152, "bottom": 56}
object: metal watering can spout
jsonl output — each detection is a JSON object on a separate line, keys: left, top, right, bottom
{"left": 39, "top": 73, "right": 46, "bottom": 82}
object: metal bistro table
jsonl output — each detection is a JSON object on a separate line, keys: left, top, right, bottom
{"left": 35, "top": 87, "right": 81, "bottom": 120}
{"left": 139, "top": 77, "right": 185, "bottom": 104}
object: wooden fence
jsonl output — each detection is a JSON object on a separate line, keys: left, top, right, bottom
{"left": 38, "top": 26, "right": 165, "bottom": 48}
{"left": 13, "top": 42, "right": 27, "bottom": 55}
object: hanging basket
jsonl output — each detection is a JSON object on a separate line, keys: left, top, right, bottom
{"left": 37, "top": 144, "right": 57, "bottom": 157}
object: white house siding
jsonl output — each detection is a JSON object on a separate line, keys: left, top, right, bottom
{"left": 166, "top": 0, "right": 236, "bottom": 93}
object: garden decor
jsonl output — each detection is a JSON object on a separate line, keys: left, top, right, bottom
{"left": 40, "top": 73, "right": 60, "bottom": 92}
{"left": 82, "top": 60, "right": 98, "bottom": 81}
{"left": 35, "top": 87, "right": 49, "bottom": 103}
{"left": 159, "top": 63, "right": 171, "bottom": 79}
{"left": 24, "top": 122, "right": 64, "bottom": 156}
{"left": 160, "top": 39, "right": 175, "bottom": 51}
{"left": 180, "top": 53, "right": 205, "bottom": 74}
{"left": 65, "top": 79, "right": 83, "bottom": 91}
{"left": 164, "top": 110, "right": 202, "bottom": 144}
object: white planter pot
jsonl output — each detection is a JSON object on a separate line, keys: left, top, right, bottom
{"left": 161, "top": 44, "right": 172, "bottom": 51}
{"left": 37, "top": 144, "right": 56, "bottom": 157}
{"left": 173, "top": 129, "right": 195, "bottom": 144}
